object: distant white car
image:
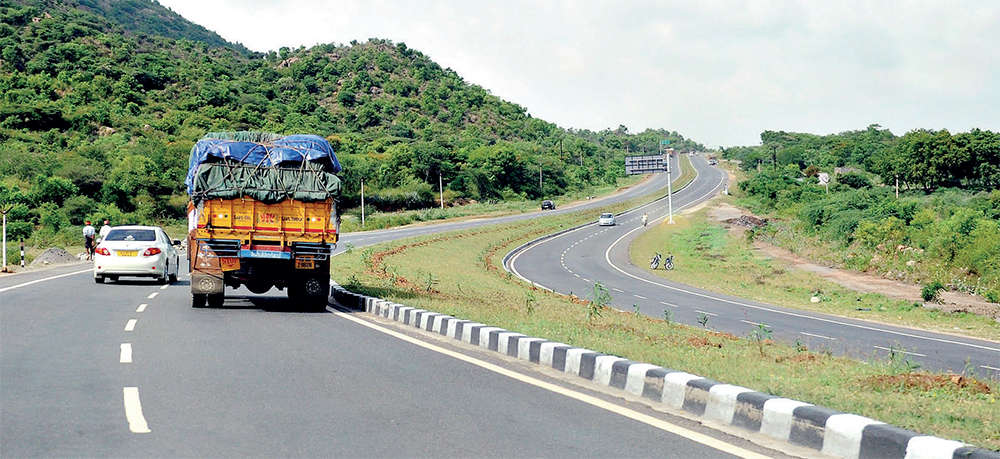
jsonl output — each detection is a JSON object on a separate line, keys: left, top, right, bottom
{"left": 598, "top": 213, "right": 616, "bottom": 226}
{"left": 94, "top": 225, "right": 180, "bottom": 284}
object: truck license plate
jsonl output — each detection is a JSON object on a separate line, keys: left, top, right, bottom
{"left": 295, "top": 258, "right": 315, "bottom": 269}
{"left": 220, "top": 257, "right": 240, "bottom": 271}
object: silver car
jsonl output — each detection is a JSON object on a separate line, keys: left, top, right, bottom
{"left": 93, "top": 226, "right": 181, "bottom": 284}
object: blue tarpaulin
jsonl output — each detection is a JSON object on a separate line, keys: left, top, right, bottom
{"left": 185, "top": 132, "right": 342, "bottom": 196}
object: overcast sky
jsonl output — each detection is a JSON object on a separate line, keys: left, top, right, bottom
{"left": 158, "top": 0, "right": 999, "bottom": 147}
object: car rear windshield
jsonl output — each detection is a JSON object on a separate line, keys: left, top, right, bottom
{"left": 105, "top": 229, "right": 156, "bottom": 241}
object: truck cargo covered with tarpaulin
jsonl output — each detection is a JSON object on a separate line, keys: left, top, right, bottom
{"left": 185, "top": 132, "right": 342, "bottom": 204}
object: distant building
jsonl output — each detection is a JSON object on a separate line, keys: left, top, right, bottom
{"left": 834, "top": 167, "right": 861, "bottom": 175}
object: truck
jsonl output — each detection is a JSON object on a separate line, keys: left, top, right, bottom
{"left": 184, "top": 132, "right": 342, "bottom": 309}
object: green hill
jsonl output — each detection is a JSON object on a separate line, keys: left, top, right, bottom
{"left": 0, "top": 1, "right": 704, "bottom": 247}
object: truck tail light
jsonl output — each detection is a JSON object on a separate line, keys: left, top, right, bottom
{"left": 143, "top": 248, "right": 162, "bottom": 256}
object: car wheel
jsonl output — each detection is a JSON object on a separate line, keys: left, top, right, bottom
{"left": 108, "top": 275, "right": 118, "bottom": 282}
{"left": 192, "top": 293, "right": 207, "bottom": 308}
{"left": 94, "top": 275, "right": 104, "bottom": 284}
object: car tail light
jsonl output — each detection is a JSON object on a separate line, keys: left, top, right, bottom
{"left": 95, "top": 247, "right": 111, "bottom": 256}
{"left": 143, "top": 248, "right": 162, "bottom": 256}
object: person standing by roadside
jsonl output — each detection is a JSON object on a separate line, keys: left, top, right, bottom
{"left": 99, "top": 219, "right": 112, "bottom": 242}
{"left": 82, "top": 220, "right": 96, "bottom": 261}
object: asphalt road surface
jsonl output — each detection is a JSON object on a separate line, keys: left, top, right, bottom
{"left": 508, "top": 155, "right": 1000, "bottom": 376}
{"left": 2, "top": 157, "right": 789, "bottom": 457}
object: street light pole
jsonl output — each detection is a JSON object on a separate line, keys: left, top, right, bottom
{"left": 360, "top": 179, "right": 365, "bottom": 228}
{"left": 439, "top": 172, "right": 444, "bottom": 209}
{"left": 2, "top": 208, "right": 8, "bottom": 272}
{"left": 666, "top": 154, "right": 674, "bottom": 224}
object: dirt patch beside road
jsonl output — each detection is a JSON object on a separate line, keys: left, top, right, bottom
{"left": 709, "top": 202, "right": 1000, "bottom": 321}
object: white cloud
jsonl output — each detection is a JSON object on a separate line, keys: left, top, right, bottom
{"left": 159, "top": 0, "right": 1000, "bottom": 146}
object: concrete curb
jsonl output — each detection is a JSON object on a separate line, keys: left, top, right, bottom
{"left": 328, "top": 284, "right": 998, "bottom": 459}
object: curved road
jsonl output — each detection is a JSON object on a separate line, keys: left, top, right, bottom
{"left": 508, "top": 155, "right": 1000, "bottom": 376}
{"left": 2, "top": 156, "right": 787, "bottom": 457}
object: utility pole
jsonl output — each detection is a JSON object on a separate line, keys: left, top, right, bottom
{"left": 439, "top": 172, "right": 444, "bottom": 209}
{"left": 539, "top": 166, "right": 543, "bottom": 193}
{"left": 1, "top": 207, "right": 9, "bottom": 272}
{"left": 360, "top": 179, "right": 365, "bottom": 228}
{"left": 895, "top": 175, "right": 899, "bottom": 199}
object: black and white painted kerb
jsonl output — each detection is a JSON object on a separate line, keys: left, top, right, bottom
{"left": 328, "top": 284, "right": 997, "bottom": 459}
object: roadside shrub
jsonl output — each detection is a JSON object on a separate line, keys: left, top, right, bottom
{"left": 838, "top": 172, "right": 871, "bottom": 189}
{"left": 922, "top": 281, "right": 944, "bottom": 302}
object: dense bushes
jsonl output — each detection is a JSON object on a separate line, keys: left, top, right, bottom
{"left": 738, "top": 166, "right": 1000, "bottom": 297}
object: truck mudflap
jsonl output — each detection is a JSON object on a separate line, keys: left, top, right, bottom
{"left": 191, "top": 272, "right": 224, "bottom": 295}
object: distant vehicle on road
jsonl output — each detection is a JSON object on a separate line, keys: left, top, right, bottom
{"left": 541, "top": 200, "right": 555, "bottom": 210}
{"left": 94, "top": 225, "right": 181, "bottom": 284}
{"left": 708, "top": 159, "right": 718, "bottom": 165}
{"left": 598, "top": 213, "right": 616, "bottom": 226}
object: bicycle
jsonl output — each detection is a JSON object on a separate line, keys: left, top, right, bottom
{"left": 649, "top": 252, "right": 662, "bottom": 270}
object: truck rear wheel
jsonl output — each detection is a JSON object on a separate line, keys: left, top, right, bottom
{"left": 208, "top": 294, "right": 225, "bottom": 308}
{"left": 192, "top": 293, "right": 207, "bottom": 308}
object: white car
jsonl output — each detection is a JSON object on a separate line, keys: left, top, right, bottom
{"left": 94, "top": 225, "right": 181, "bottom": 284}
{"left": 598, "top": 213, "right": 616, "bottom": 226}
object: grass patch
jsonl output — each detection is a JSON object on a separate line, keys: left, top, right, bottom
{"left": 629, "top": 207, "right": 1000, "bottom": 342}
{"left": 331, "top": 158, "right": 999, "bottom": 449}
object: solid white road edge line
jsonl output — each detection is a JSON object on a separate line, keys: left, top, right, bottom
{"left": 147, "top": 292, "right": 158, "bottom": 299}
{"left": 125, "top": 319, "right": 137, "bottom": 332}
{"left": 120, "top": 343, "right": 132, "bottom": 363}
{"left": 0, "top": 268, "right": 92, "bottom": 293}
{"left": 600, "top": 182, "right": 1000, "bottom": 353}
{"left": 800, "top": 332, "right": 835, "bottom": 340}
{"left": 123, "top": 387, "right": 151, "bottom": 433}
{"left": 873, "top": 345, "right": 926, "bottom": 357}
{"left": 329, "top": 308, "right": 770, "bottom": 459}
{"left": 981, "top": 365, "right": 1000, "bottom": 372}
{"left": 136, "top": 303, "right": 147, "bottom": 313}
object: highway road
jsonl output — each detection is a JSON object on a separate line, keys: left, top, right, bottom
{"left": 507, "top": 155, "right": 1000, "bottom": 376}
{"left": 2, "top": 156, "right": 789, "bottom": 457}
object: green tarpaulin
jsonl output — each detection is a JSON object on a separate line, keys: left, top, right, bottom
{"left": 189, "top": 159, "right": 341, "bottom": 204}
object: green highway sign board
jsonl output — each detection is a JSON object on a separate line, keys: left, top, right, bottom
{"left": 660, "top": 140, "right": 670, "bottom": 145}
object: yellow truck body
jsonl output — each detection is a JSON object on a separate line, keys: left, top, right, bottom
{"left": 192, "top": 197, "right": 338, "bottom": 246}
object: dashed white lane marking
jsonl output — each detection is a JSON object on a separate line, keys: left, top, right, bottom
{"left": 981, "top": 365, "right": 1000, "bottom": 372}
{"left": 159, "top": 284, "right": 168, "bottom": 290}
{"left": 633, "top": 294, "right": 647, "bottom": 299}
{"left": 659, "top": 301, "right": 678, "bottom": 308}
{"left": 694, "top": 310, "right": 718, "bottom": 317}
{"left": 120, "top": 343, "right": 133, "bottom": 363}
{"left": 329, "top": 309, "right": 769, "bottom": 459}
{"left": 800, "top": 331, "right": 836, "bottom": 340}
{"left": 146, "top": 292, "right": 158, "bottom": 299}
{"left": 873, "top": 345, "right": 926, "bottom": 357}
{"left": 0, "top": 268, "right": 92, "bottom": 293}
{"left": 136, "top": 304, "right": 147, "bottom": 313}
{"left": 573, "top": 273, "right": 580, "bottom": 278}
{"left": 123, "top": 387, "right": 151, "bottom": 433}
{"left": 124, "top": 319, "right": 137, "bottom": 332}
{"left": 582, "top": 278, "right": 591, "bottom": 283}
{"left": 611, "top": 287, "right": 625, "bottom": 293}
{"left": 740, "top": 320, "right": 767, "bottom": 327}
